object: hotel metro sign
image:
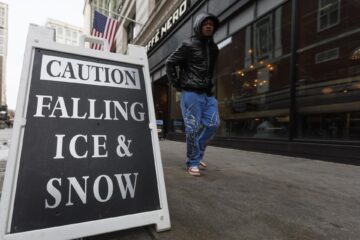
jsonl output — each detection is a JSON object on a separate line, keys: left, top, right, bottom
{"left": 0, "top": 26, "right": 170, "bottom": 240}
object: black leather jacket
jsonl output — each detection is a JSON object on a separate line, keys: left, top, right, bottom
{"left": 166, "top": 13, "right": 219, "bottom": 95}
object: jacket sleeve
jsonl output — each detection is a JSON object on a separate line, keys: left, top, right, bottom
{"left": 165, "top": 42, "right": 188, "bottom": 89}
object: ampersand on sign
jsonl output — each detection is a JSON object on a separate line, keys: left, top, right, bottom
{"left": 116, "top": 135, "right": 133, "bottom": 157}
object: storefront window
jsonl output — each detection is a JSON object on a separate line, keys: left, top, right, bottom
{"left": 296, "top": 0, "right": 360, "bottom": 141}
{"left": 215, "top": 2, "right": 292, "bottom": 139}
{"left": 170, "top": 89, "right": 184, "bottom": 133}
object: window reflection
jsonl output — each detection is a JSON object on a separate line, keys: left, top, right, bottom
{"left": 255, "top": 16, "right": 272, "bottom": 61}
{"left": 215, "top": 2, "right": 292, "bottom": 139}
{"left": 166, "top": 0, "right": 360, "bottom": 143}
{"left": 317, "top": 0, "right": 340, "bottom": 31}
{"left": 297, "top": 0, "right": 360, "bottom": 140}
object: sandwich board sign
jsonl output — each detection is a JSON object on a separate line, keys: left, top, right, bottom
{"left": 0, "top": 25, "right": 170, "bottom": 240}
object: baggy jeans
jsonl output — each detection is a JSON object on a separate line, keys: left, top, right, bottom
{"left": 180, "top": 91, "right": 220, "bottom": 167}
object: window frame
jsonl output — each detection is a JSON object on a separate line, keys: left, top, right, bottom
{"left": 127, "top": 21, "right": 135, "bottom": 43}
{"left": 317, "top": 0, "right": 341, "bottom": 32}
{"left": 254, "top": 15, "right": 273, "bottom": 61}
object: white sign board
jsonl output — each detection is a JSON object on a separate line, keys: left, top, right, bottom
{"left": 0, "top": 25, "right": 170, "bottom": 240}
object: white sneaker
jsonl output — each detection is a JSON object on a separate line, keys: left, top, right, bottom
{"left": 187, "top": 166, "right": 200, "bottom": 176}
{"left": 199, "top": 161, "right": 207, "bottom": 169}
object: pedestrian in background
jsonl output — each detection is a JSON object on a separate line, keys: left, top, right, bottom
{"left": 166, "top": 13, "right": 220, "bottom": 176}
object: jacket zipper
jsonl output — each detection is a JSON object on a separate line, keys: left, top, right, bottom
{"left": 206, "top": 39, "right": 210, "bottom": 80}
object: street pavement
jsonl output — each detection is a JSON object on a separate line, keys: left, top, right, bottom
{"left": 0, "top": 129, "right": 360, "bottom": 239}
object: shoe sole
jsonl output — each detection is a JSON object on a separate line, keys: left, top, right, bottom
{"left": 187, "top": 169, "right": 201, "bottom": 176}
{"left": 188, "top": 172, "right": 201, "bottom": 176}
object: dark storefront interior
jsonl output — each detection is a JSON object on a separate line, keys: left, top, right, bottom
{"left": 153, "top": 77, "right": 169, "bottom": 137}
{"left": 148, "top": 0, "right": 360, "bottom": 163}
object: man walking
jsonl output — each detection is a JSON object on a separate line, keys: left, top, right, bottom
{"left": 166, "top": 13, "right": 220, "bottom": 176}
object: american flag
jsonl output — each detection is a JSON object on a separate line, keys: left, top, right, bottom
{"left": 91, "top": 11, "right": 119, "bottom": 51}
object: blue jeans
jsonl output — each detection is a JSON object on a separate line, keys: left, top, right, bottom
{"left": 180, "top": 91, "right": 220, "bottom": 167}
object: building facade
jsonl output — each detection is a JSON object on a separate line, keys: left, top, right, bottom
{"left": 45, "top": 18, "right": 83, "bottom": 46}
{"left": 85, "top": 0, "right": 360, "bottom": 162}
{"left": 83, "top": 0, "right": 151, "bottom": 53}
{"left": 0, "top": 2, "right": 7, "bottom": 106}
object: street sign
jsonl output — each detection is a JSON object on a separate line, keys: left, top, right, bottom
{"left": 0, "top": 25, "right": 170, "bottom": 240}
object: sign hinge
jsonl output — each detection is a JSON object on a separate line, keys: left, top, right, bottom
{"left": 149, "top": 122, "right": 157, "bottom": 130}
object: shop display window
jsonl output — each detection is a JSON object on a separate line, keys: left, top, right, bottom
{"left": 296, "top": 0, "right": 360, "bottom": 141}
{"left": 214, "top": 2, "right": 292, "bottom": 139}
{"left": 165, "top": 0, "right": 360, "bottom": 143}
